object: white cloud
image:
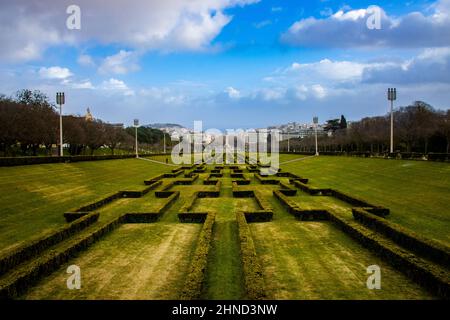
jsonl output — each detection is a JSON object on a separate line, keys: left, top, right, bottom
{"left": 39, "top": 66, "right": 73, "bottom": 79}
{"left": 225, "top": 86, "right": 241, "bottom": 99}
{"left": 101, "top": 78, "right": 134, "bottom": 96}
{"left": 98, "top": 50, "right": 140, "bottom": 75}
{"left": 71, "top": 80, "right": 95, "bottom": 89}
{"left": 0, "top": 0, "right": 260, "bottom": 62}
{"left": 78, "top": 54, "right": 95, "bottom": 67}
{"left": 311, "top": 84, "right": 327, "bottom": 99}
{"left": 282, "top": 1, "right": 450, "bottom": 48}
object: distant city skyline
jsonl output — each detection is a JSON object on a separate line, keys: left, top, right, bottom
{"left": 1, "top": 0, "right": 450, "bottom": 128}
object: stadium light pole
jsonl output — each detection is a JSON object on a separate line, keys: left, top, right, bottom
{"left": 134, "top": 119, "right": 139, "bottom": 158}
{"left": 388, "top": 88, "right": 397, "bottom": 153}
{"left": 287, "top": 133, "right": 290, "bottom": 153}
{"left": 163, "top": 132, "right": 166, "bottom": 154}
{"left": 56, "top": 92, "right": 65, "bottom": 156}
{"left": 313, "top": 116, "right": 319, "bottom": 156}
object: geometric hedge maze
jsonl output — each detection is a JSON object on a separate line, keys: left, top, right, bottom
{"left": 0, "top": 161, "right": 448, "bottom": 299}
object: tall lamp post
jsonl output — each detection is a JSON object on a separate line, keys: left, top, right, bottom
{"left": 388, "top": 88, "right": 397, "bottom": 153}
{"left": 134, "top": 119, "right": 139, "bottom": 158}
{"left": 163, "top": 131, "right": 166, "bottom": 154}
{"left": 56, "top": 92, "right": 65, "bottom": 156}
{"left": 287, "top": 133, "right": 290, "bottom": 153}
{"left": 313, "top": 116, "right": 319, "bottom": 156}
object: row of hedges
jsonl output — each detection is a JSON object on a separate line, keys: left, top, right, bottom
{"left": 232, "top": 182, "right": 255, "bottom": 198}
{"left": 291, "top": 180, "right": 389, "bottom": 216}
{"left": 0, "top": 214, "right": 124, "bottom": 299}
{"left": 198, "top": 181, "right": 221, "bottom": 198}
{"left": 243, "top": 192, "right": 274, "bottom": 223}
{"left": 0, "top": 212, "right": 99, "bottom": 277}
{"left": 352, "top": 208, "right": 450, "bottom": 268}
{"left": 279, "top": 181, "right": 297, "bottom": 196}
{"left": 124, "top": 191, "right": 180, "bottom": 223}
{"left": 177, "top": 192, "right": 208, "bottom": 223}
{"left": 64, "top": 181, "right": 163, "bottom": 222}
{"left": 236, "top": 211, "right": 266, "bottom": 300}
{"left": 179, "top": 213, "right": 216, "bottom": 299}
{"left": 273, "top": 190, "right": 329, "bottom": 221}
{"left": 144, "top": 173, "right": 166, "bottom": 185}
{"left": 280, "top": 151, "right": 450, "bottom": 162}
{"left": 254, "top": 173, "right": 280, "bottom": 185}
{"left": 174, "top": 174, "right": 199, "bottom": 185}
{"left": 247, "top": 165, "right": 259, "bottom": 173}
{"left": 328, "top": 210, "right": 449, "bottom": 299}
{"left": 120, "top": 180, "right": 163, "bottom": 198}
{"left": 0, "top": 154, "right": 139, "bottom": 167}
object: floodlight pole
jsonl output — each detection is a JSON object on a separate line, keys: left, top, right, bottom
{"left": 56, "top": 92, "right": 65, "bottom": 157}
{"left": 313, "top": 116, "right": 319, "bottom": 156}
{"left": 163, "top": 133, "right": 166, "bottom": 154}
{"left": 388, "top": 88, "right": 397, "bottom": 154}
{"left": 287, "top": 133, "right": 290, "bottom": 153}
{"left": 134, "top": 119, "right": 139, "bottom": 158}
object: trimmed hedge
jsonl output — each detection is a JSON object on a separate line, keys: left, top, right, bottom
{"left": 178, "top": 213, "right": 209, "bottom": 223}
{"left": 0, "top": 154, "right": 137, "bottom": 167}
{"left": 144, "top": 173, "right": 165, "bottom": 185}
{"left": 0, "top": 212, "right": 99, "bottom": 277}
{"left": 124, "top": 191, "right": 180, "bottom": 223}
{"left": 232, "top": 182, "right": 255, "bottom": 198}
{"left": 254, "top": 173, "right": 280, "bottom": 185}
{"left": 174, "top": 174, "right": 199, "bottom": 185}
{"left": 64, "top": 181, "right": 163, "bottom": 222}
{"left": 353, "top": 208, "right": 450, "bottom": 268}
{"left": 328, "top": 210, "right": 449, "bottom": 299}
{"left": 279, "top": 182, "right": 297, "bottom": 196}
{"left": 236, "top": 211, "right": 266, "bottom": 300}
{"left": 179, "top": 213, "right": 216, "bottom": 299}
{"left": 243, "top": 192, "right": 273, "bottom": 223}
{"left": 120, "top": 180, "right": 162, "bottom": 198}
{"left": 273, "top": 190, "right": 329, "bottom": 221}
{"left": 0, "top": 214, "right": 124, "bottom": 299}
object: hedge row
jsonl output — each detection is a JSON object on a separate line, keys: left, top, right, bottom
{"left": 247, "top": 165, "right": 259, "bottom": 173}
{"left": 174, "top": 174, "right": 199, "bottom": 185}
{"left": 232, "top": 182, "right": 255, "bottom": 198}
{"left": 0, "top": 212, "right": 99, "bottom": 277}
{"left": 243, "top": 192, "right": 274, "bottom": 223}
{"left": 64, "top": 181, "right": 163, "bottom": 222}
{"left": 0, "top": 214, "right": 124, "bottom": 299}
{"left": 120, "top": 180, "right": 162, "bottom": 198}
{"left": 279, "top": 182, "right": 297, "bottom": 196}
{"left": 292, "top": 180, "right": 331, "bottom": 196}
{"left": 328, "top": 210, "right": 449, "bottom": 299}
{"left": 179, "top": 213, "right": 216, "bottom": 299}
{"left": 124, "top": 191, "right": 180, "bottom": 223}
{"left": 254, "top": 173, "right": 280, "bottom": 185}
{"left": 0, "top": 154, "right": 139, "bottom": 167}
{"left": 236, "top": 211, "right": 266, "bottom": 300}
{"left": 352, "top": 208, "right": 450, "bottom": 268}
{"left": 273, "top": 190, "right": 329, "bottom": 221}
{"left": 144, "top": 173, "right": 166, "bottom": 185}
{"left": 231, "top": 173, "right": 245, "bottom": 179}
{"left": 197, "top": 181, "right": 221, "bottom": 198}
{"left": 330, "top": 190, "right": 389, "bottom": 215}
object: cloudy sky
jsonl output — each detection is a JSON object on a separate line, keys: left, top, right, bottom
{"left": 0, "top": 0, "right": 449, "bottom": 129}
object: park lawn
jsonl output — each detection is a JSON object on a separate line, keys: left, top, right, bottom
{"left": 250, "top": 199, "right": 435, "bottom": 300}
{"left": 0, "top": 158, "right": 169, "bottom": 254}
{"left": 281, "top": 156, "right": 450, "bottom": 245}
{"left": 21, "top": 222, "right": 201, "bottom": 300}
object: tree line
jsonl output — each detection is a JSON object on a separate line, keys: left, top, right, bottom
{"left": 288, "top": 101, "right": 450, "bottom": 154}
{"left": 0, "top": 90, "right": 169, "bottom": 156}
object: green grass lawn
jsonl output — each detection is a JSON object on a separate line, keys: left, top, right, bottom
{"left": 21, "top": 223, "right": 201, "bottom": 300}
{"left": 0, "top": 158, "right": 169, "bottom": 253}
{"left": 281, "top": 155, "right": 450, "bottom": 245}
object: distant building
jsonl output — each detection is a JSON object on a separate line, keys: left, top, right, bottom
{"left": 85, "top": 108, "right": 94, "bottom": 122}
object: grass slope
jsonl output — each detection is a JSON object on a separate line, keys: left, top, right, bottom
{"left": 0, "top": 158, "right": 169, "bottom": 253}
{"left": 281, "top": 156, "right": 450, "bottom": 245}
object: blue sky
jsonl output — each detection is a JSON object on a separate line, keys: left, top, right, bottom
{"left": 0, "top": 0, "right": 449, "bottom": 129}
